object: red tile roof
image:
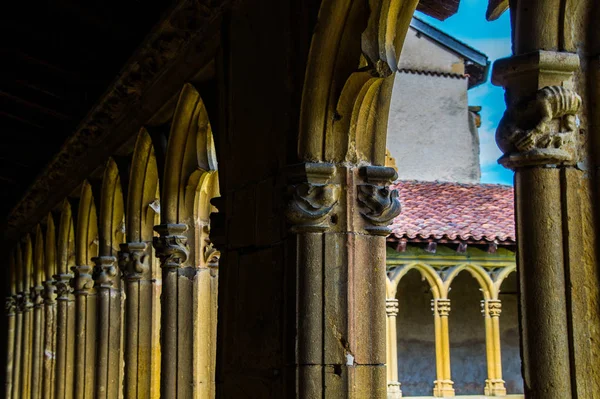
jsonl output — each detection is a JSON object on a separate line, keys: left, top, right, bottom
{"left": 389, "top": 181, "right": 515, "bottom": 244}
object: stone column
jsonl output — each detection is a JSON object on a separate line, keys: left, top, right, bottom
{"left": 30, "top": 284, "right": 45, "bottom": 399}
{"left": 432, "top": 298, "right": 453, "bottom": 397}
{"left": 92, "top": 255, "right": 121, "bottom": 398}
{"left": 20, "top": 280, "right": 33, "bottom": 398}
{"left": 54, "top": 272, "right": 75, "bottom": 399}
{"left": 493, "top": 50, "right": 580, "bottom": 398}
{"left": 12, "top": 293, "right": 23, "bottom": 399}
{"left": 42, "top": 278, "right": 57, "bottom": 399}
{"left": 153, "top": 223, "right": 191, "bottom": 399}
{"left": 482, "top": 299, "right": 506, "bottom": 396}
{"left": 386, "top": 298, "right": 402, "bottom": 398}
{"left": 286, "top": 164, "right": 399, "bottom": 397}
{"left": 71, "top": 264, "right": 96, "bottom": 399}
{"left": 120, "top": 241, "right": 160, "bottom": 398}
{"left": 5, "top": 295, "right": 16, "bottom": 399}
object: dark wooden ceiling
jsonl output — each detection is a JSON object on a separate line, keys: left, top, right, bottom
{"left": 0, "top": 0, "right": 173, "bottom": 222}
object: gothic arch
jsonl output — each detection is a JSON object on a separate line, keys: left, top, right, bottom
{"left": 75, "top": 181, "right": 99, "bottom": 268}
{"left": 494, "top": 264, "right": 517, "bottom": 299}
{"left": 57, "top": 200, "right": 76, "bottom": 276}
{"left": 98, "top": 159, "right": 125, "bottom": 258}
{"left": 299, "top": 0, "right": 419, "bottom": 163}
{"left": 444, "top": 264, "right": 495, "bottom": 300}
{"left": 388, "top": 262, "right": 443, "bottom": 299}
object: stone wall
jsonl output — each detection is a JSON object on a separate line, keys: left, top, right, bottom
{"left": 387, "top": 71, "right": 481, "bottom": 183}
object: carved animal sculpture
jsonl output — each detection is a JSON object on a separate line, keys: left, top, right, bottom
{"left": 496, "top": 86, "right": 581, "bottom": 155}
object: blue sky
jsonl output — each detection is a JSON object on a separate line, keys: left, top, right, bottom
{"left": 415, "top": 0, "right": 514, "bottom": 185}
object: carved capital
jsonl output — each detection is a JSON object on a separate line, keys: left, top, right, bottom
{"left": 482, "top": 299, "right": 502, "bottom": 318}
{"left": 92, "top": 256, "right": 118, "bottom": 288}
{"left": 54, "top": 274, "right": 74, "bottom": 301}
{"left": 432, "top": 299, "right": 451, "bottom": 317}
{"left": 14, "top": 293, "right": 25, "bottom": 312}
{"left": 71, "top": 265, "right": 94, "bottom": 295}
{"left": 496, "top": 86, "right": 582, "bottom": 168}
{"left": 153, "top": 224, "right": 189, "bottom": 270}
{"left": 119, "top": 242, "right": 149, "bottom": 281}
{"left": 31, "top": 286, "right": 44, "bottom": 308}
{"left": 21, "top": 291, "right": 34, "bottom": 312}
{"left": 6, "top": 296, "right": 16, "bottom": 315}
{"left": 493, "top": 51, "right": 582, "bottom": 169}
{"left": 386, "top": 298, "right": 399, "bottom": 317}
{"left": 43, "top": 280, "right": 57, "bottom": 305}
{"left": 357, "top": 166, "right": 401, "bottom": 235}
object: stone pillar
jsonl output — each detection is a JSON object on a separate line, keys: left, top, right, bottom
{"left": 432, "top": 298, "right": 454, "bottom": 397}
{"left": 482, "top": 299, "right": 506, "bottom": 396}
{"left": 286, "top": 163, "right": 399, "bottom": 397}
{"left": 54, "top": 272, "right": 75, "bottom": 399}
{"left": 71, "top": 264, "right": 96, "bottom": 399}
{"left": 386, "top": 298, "right": 402, "bottom": 398}
{"left": 152, "top": 223, "right": 191, "bottom": 399}
{"left": 12, "top": 292, "right": 23, "bottom": 399}
{"left": 5, "top": 295, "right": 16, "bottom": 399}
{"left": 30, "top": 284, "right": 45, "bottom": 399}
{"left": 42, "top": 278, "right": 57, "bottom": 399}
{"left": 120, "top": 242, "right": 160, "bottom": 398}
{"left": 92, "top": 255, "right": 121, "bottom": 398}
{"left": 493, "top": 50, "right": 580, "bottom": 398}
{"left": 20, "top": 281, "right": 33, "bottom": 398}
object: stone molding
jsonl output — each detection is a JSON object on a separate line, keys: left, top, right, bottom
{"left": 92, "top": 256, "right": 119, "bottom": 288}
{"left": 153, "top": 224, "right": 190, "bottom": 270}
{"left": 119, "top": 242, "right": 149, "bottom": 280}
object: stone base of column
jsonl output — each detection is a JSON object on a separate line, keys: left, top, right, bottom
{"left": 387, "top": 381, "right": 402, "bottom": 398}
{"left": 484, "top": 378, "right": 507, "bottom": 396}
{"left": 433, "top": 379, "right": 454, "bottom": 397}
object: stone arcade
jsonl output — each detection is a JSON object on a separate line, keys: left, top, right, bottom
{"left": 0, "top": 0, "right": 599, "bottom": 398}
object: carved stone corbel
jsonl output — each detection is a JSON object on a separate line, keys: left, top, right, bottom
{"left": 92, "top": 256, "right": 118, "bottom": 288}
{"left": 357, "top": 166, "right": 401, "bottom": 235}
{"left": 153, "top": 224, "right": 190, "bottom": 270}
{"left": 118, "top": 242, "right": 149, "bottom": 280}
{"left": 285, "top": 163, "right": 340, "bottom": 233}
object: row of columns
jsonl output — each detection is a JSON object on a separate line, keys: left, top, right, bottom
{"left": 385, "top": 296, "right": 507, "bottom": 397}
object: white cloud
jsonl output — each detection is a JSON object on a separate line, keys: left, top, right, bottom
{"left": 479, "top": 122, "right": 502, "bottom": 167}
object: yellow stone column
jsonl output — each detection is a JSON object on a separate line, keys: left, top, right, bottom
{"left": 482, "top": 299, "right": 506, "bottom": 396}
{"left": 386, "top": 298, "right": 402, "bottom": 398}
{"left": 20, "top": 238, "right": 34, "bottom": 399}
{"left": 432, "top": 298, "right": 454, "bottom": 397}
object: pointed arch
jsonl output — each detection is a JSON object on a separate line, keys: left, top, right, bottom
{"left": 444, "top": 264, "right": 495, "bottom": 300}
{"left": 45, "top": 214, "right": 57, "bottom": 282}
{"left": 76, "top": 181, "right": 99, "bottom": 266}
{"left": 494, "top": 264, "right": 517, "bottom": 299}
{"left": 99, "top": 158, "right": 126, "bottom": 257}
{"left": 128, "top": 128, "right": 161, "bottom": 244}
{"left": 57, "top": 200, "right": 76, "bottom": 276}
{"left": 162, "top": 83, "right": 217, "bottom": 230}
{"left": 23, "top": 235, "right": 33, "bottom": 293}
{"left": 388, "top": 262, "right": 444, "bottom": 299}
{"left": 34, "top": 226, "right": 45, "bottom": 288}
